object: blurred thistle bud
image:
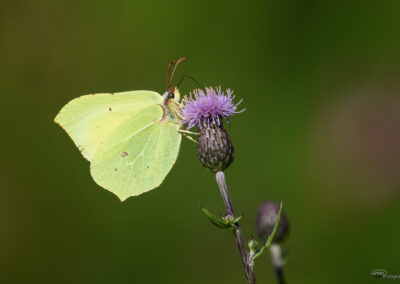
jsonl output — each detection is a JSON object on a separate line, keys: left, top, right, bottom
{"left": 256, "top": 201, "right": 290, "bottom": 243}
{"left": 182, "top": 87, "right": 244, "bottom": 172}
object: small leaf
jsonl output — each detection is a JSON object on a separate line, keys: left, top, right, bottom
{"left": 248, "top": 239, "right": 259, "bottom": 251}
{"left": 251, "top": 202, "right": 283, "bottom": 262}
{"left": 247, "top": 239, "right": 259, "bottom": 261}
{"left": 233, "top": 216, "right": 242, "bottom": 223}
{"left": 264, "top": 201, "right": 283, "bottom": 248}
{"left": 200, "top": 207, "right": 238, "bottom": 230}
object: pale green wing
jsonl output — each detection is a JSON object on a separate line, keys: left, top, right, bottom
{"left": 90, "top": 105, "right": 182, "bottom": 201}
{"left": 54, "top": 91, "right": 162, "bottom": 161}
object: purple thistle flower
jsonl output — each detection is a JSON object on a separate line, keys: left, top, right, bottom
{"left": 182, "top": 87, "right": 243, "bottom": 129}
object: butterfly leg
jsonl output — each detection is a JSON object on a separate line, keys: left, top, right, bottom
{"left": 179, "top": 129, "right": 199, "bottom": 136}
{"left": 182, "top": 133, "right": 198, "bottom": 144}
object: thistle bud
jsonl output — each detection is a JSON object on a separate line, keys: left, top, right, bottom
{"left": 198, "top": 123, "right": 234, "bottom": 172}
{"left": 256, "top": 201, "right": 290, "bottom": 243}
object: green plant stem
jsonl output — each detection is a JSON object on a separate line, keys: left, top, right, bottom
{"left": 215, "top": 171, "right": 256, "bottom": 284}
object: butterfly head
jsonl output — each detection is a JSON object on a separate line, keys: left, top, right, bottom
{"left": 162, "top": 87, "right": 180, "bottom": 104}
{"left": 164, "top": 58, "right": 185, "bottom": 105}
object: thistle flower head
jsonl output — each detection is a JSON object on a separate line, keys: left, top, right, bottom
{"left": 182, "top": 87, "right": 243, "bottom": 129}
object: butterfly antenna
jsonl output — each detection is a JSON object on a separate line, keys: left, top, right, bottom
{"left": 169, "top": 57, "right": 186, "bottom": 87}
{"left": 177, "top": 74, "right": 204, "bottom": 90}
{"left": 167, "top": 61, "right": 175, "bottom": 89}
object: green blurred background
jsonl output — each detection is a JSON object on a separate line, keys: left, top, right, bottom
{"left": 1, "top": 0, "right": 400, "bottom": 283}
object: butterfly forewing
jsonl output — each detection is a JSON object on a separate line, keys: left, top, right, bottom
{"left": 55, "top": 91, "right": 162, "bottom": 161}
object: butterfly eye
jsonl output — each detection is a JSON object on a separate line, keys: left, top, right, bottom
{"left": 168, "top": 92, "right": 175, "bottom": 99}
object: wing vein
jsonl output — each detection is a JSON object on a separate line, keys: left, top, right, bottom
{"left": 111, "top": 120, "right": 158, "bottom": 148}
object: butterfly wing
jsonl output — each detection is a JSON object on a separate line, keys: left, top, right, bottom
{"left": 90, "top": 105, "right": 182, "bottom": 201}
{"left": 54, "top": 91, "right": 162, "bottom": 161}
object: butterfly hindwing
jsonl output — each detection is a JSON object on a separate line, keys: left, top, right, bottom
{"left": 90, "top": 104, "right": 182, "bottom": 201}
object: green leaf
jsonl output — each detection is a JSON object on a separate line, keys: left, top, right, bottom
{"left": 247, "top": 239, "right": 259, "bottom": 261}
{"left": 264, "top": 201, "right": 283, "bottom": 248}
{"left": 251, "top": 201, "right": 283, "bottom": 262}
{"left": 200, "top": 207, "right": 240, "bottom": 230}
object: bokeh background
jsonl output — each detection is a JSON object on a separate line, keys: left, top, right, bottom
{"left": 1, "top": 1, "right": 400, "bottom": 283}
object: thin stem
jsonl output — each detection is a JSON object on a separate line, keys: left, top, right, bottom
{"left": 215, "top": 171, "right": 256, "bottom": 284}
{"left": 269, "top": 244, "right": 286, "bottom": 284}
{"left": 274, "top": 267, "right": 285, "bottom": 284}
